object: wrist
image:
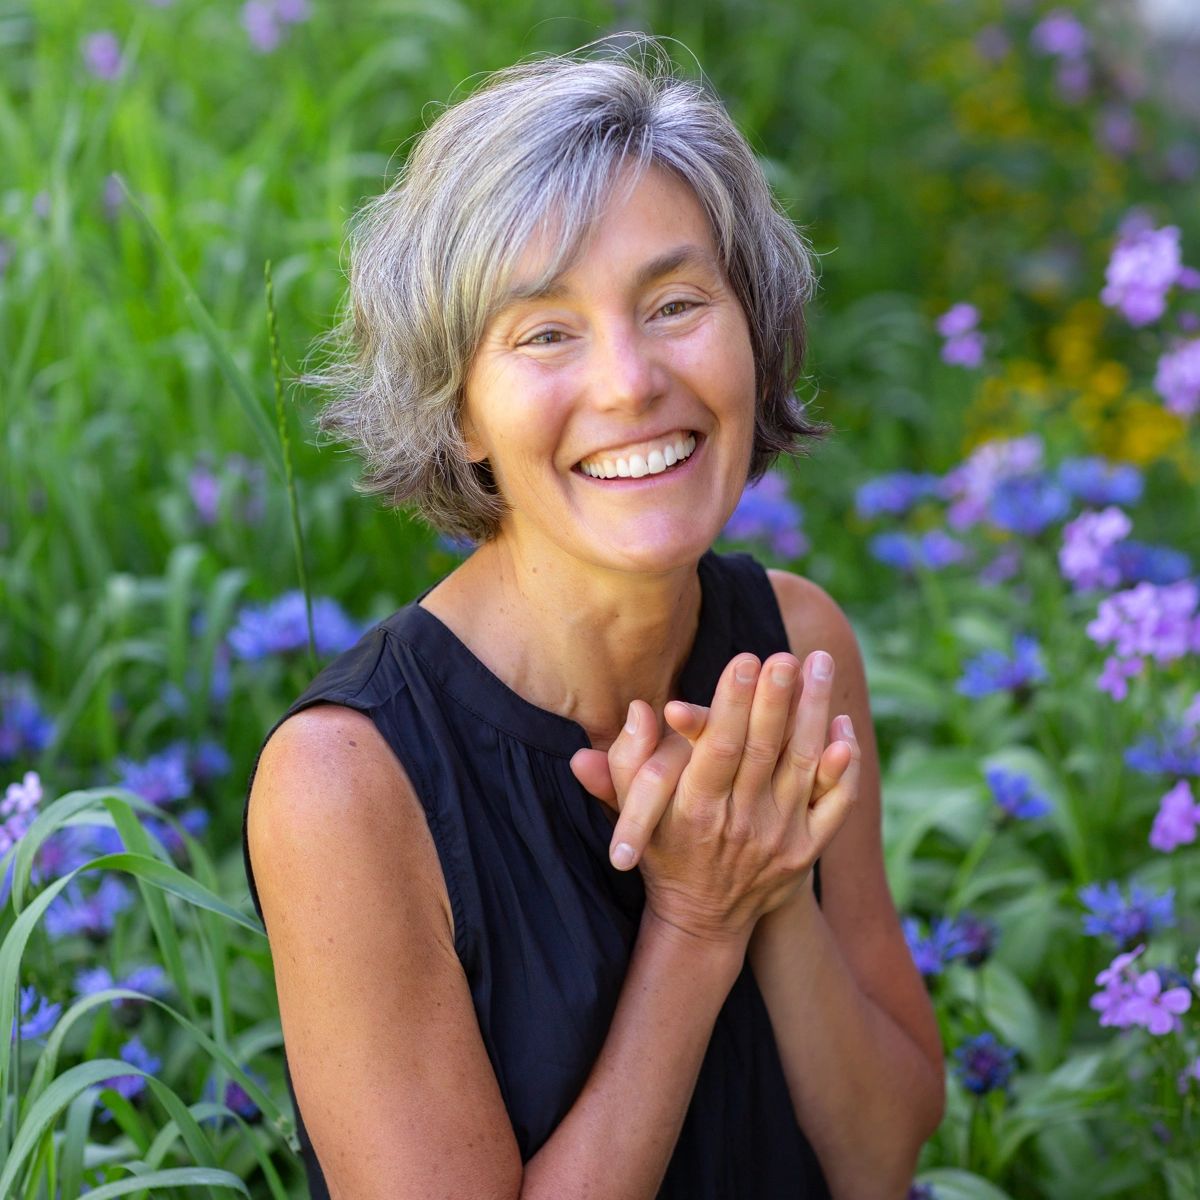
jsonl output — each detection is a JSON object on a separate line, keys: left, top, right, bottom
{"left": 639, "top": 906, "right": 751, "bottom": 977}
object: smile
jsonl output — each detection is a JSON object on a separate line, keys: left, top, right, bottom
{"left": 576, "top": 431, "right": 698, "bottom": 479}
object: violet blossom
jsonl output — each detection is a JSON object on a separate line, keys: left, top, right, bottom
{"left": 1059, "top": 507, "right": 1132, "bottom": 591}
{"left": 1149, "top": 779, "right": 1200, "bottom": 852}
{"left": 1100, "top": 224, "right": 1184, "bottom": 327}
{"left": 1153, "top": 338, "right": 1200, "bottom": 418}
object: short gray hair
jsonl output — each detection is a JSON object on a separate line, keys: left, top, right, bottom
{"left": 304, "top": 33, "right": 832, "bottom": 543}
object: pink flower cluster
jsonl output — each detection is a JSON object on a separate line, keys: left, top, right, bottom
{"left": 1086, "top": 579, "right": 1200, "bottom": 700}
{"left": 1058, "top": 507, "right": 1131, "bottom": 591}
{"left": 1090, "top": 945, "right": 1192, "bottom": 1035}
{"left": 1150, "top": 779, "right": 1200, "bottom": 853}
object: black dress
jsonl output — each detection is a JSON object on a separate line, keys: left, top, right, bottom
{"left": 242, "top": 548, "right": 830, "bottom": 1198}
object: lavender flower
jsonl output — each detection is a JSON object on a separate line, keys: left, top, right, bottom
{"left": 1149, "top": 780, "right": 1200, "bottom": 853}
{"left": 956, "top": 634, "right": 1048, "bottom": 698}
{"left": 1096, "top": 654, "right": 1145, "bottom": 701}
{"left": 988, "top": 474, "right": 1071, "bottom": 536}
{"left": 985, "top": 767, "right": 1051, "bottom": 820}
{"left": 722, "top": 472, "right": 808, "bottom": 559}
{"left": 1153, "top": 338, "right": 1200, "bottom": 418}
{"left": 953, "top": 1033, "right": 1017, "bottom": 1095}
{"left": 1126, "top": 720, "right": 1200, "bottom": 777}
{"left": 1090, "top": 944, "right": 1145, "bottom": 1028}
{"left": 1, "top": 770, "right": 42, "bottom": 854}
{"left": 116, "top": 744, "right": 191, "bottom": 806}
{"left": 869, "top": 530, "right": 970, "bottom": 573}
{"left": 1055, "top": 59, "right": 1092, "bottom": 104}
{"left": 935, "top": 305, "right": 986, "bottom": 366}
{"left": 0, "top": 675, "right": 56, "bottom": 762}
{"left": 948, "top": 913, "right": 998, "bottom": 967}
{"left": 855, "top": 472, "right": 942, "bottom": 519}
{"left": 76, "top": 964, "right": 170, "bottom": 1009}
{"left": 82, "top": 32, "right": 123, "bottom": 80}
{"left": 44, "top": 876, "right": 134, "bottom": 940}
{"left": 1079, "top": 882, "right": 1175, "bottom": 949}
{"left": 228, "top": 592, "right": 364, "bottom": 661}
{"left": 242, "top": 0, "right": 310, "bottom": 52}
{"left": 936, "top": 303, "right": 980, "bottom": 338}
{"left": 1057, "top": 458, "right": 1142, "bottom": 507}
{"left": 941, "top": 435, "right": 1043, "bottom": 531}
{"left": 1100, "top": 224, "right": 1183, "bottom": 327}
{"left": 1125, "top": 970, "right": 1192, "bottom": 1035}
{"left": 103, "top": 1036, "right": 161, "bottom": 1104}
{"left": 1030, "top": 10, "right": 1090, "bottom": 59}
{"left": 1059, "top": 507, "right": 1132, "bottom": 591}
{"left": 1086, "top": 580, "right": 1200, "bottom": 677}
{"left": 13, "top": 986, "right": 61, "bottom": 1040}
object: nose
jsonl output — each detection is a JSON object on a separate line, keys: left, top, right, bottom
{"left": 587, "top": 319, "right": 667, "bottom": 416}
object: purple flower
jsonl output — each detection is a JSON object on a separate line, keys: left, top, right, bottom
{"left": 936, "top": 303, "right": 980, "bottom": 338}
{"left": 76, "top": 964, "right": 170, "bottom": 1009}
{"left": 1101, "top": 224, "right": 1184, "bottom": 327}
{"left": 189, "top": 462, "right": 221, "bottom": 525}
{"left": 903, "top": 916, "right": 968, "bottom": 976}
{"left": 190, "top": 740, "right": 232, "bottom": 783}
{"left": 979, "top": 544, "right": 1022, "bottom": 585}
{"left": 1, "top": 770, "right": 42, "bottom": 855}
{"left": 116, "top": 744, "right": 191, "bottom": 806}
{"left": 1086, "top": 579, "right": 1200, "bottom": 668}
{"left": 953, "top": 1032, "right": 1017, "bottom": 1095}
{"left": 0, "top": 675, "right": 56, "bottom": 762}
{"left": 103, "top": 1036, "right": 161, "bottom": 1105}
{"left": 1110, "top": 541, "right": 1192, "bottom": 587}
{"left": 1125, "top": 969, "right": 1192, "bottom": 1035}
{"left": 1059, "top": 507, "right": 1132, "bottom": 591}
{"left": 242, "top": 0, "right": 282, "bottom": 51}
{"left": 228, "top": 591, "right": 365, "bottom": 661}
{"left": 275, "top": 0, "right": 311, "bottom": 21}
{"left": 1090, "top": 944, "right": 1145, "bottom": 1028}
{"left": 941, "top": 331, "right": 986, "bottom": 368}
{"left": 941, "top": 436, "right": 1044, "bottom": 531}
{"left": 722, "top": 472, "right": 808, "bottom": 560}
{"left": 1153, "top": 338, "right": 1200, "bottom": 418}
{"left": 1057, "top": 458, "right": 1142, "bottom": 507}
{"left": 102, "top": 173, "right": 125, "bottom": 220}
{"left": 1031, "top": 11, "right": 1090, "bottom": 59}
{"left": 1096, "top": 654, "right": 1145, "bottom": 701}
{"left": 948, "top": 912, "right": 998, "bottom": 967}
{"left": 1149, "top": 780, "right": 1200, "bottom": 852}
{"left": 1126, "top": 720, "right": 1200, "bottom": 777}
{"left": 855, "top": 472, "right": 942, "bottom": 519}
{"left": 1099, "top": 108, "right": 1140, "bottom": 158}
{"left": 44, "top": 876, "right": 134, "bottom": 940}
{"left": 13, "top": 986, "right": 61, "bottom": 1040}
{"left": 869, "top": 530, "right": 970, "bottom": 573}
{"left": 957, "top": 634, "right": 1047, "bottom": 698}
{"left": 1079, "top": 881, "right": 1175, "bottom": 949}
{"left": 83, "top": 32, "right": 123, "bottom": 80}
{"left": 985, "top": 767, "right": 1051, "bottom": 820}
{"left": 988, "top": 474, "right": 1071, "bottom": 536}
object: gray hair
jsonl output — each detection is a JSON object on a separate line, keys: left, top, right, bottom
{"left": 304, "top": 33, "right": 832, "bottom": 543}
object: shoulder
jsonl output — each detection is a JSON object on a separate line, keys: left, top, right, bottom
{"left": 765, "top": 567, "right": 863, "bottom": 674}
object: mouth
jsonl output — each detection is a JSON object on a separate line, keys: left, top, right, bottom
{"left": 572, "top": 431, "right": 703, "bottom": 484}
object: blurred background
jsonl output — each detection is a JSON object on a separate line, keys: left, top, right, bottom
{"left": 3, "top": 1, "right": 1200, "bottom": 1197}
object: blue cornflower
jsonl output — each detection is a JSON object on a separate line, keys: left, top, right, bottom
{"left": 116, "top": 743, "right": 191, "bottom": 806}
{"left": 1079, "top": 881, "right": 1176, "bottom": 949}
{"left": 988, "top": 474, "right": 1072, "bottom": 536}
{"left": 722, "top": 471, "right": 808, "bottom": 560}
{"left": 145, "top": 807, "right": 209, "bottom": 857}
{"left": 907, "top": 1186, "right": 937, "bottom": 1200}
{"left": 13, "top": 986, "right": 61, "bottom": 1040}
{"left": 956, "top": 634, "right": 1048, "bottom": 698}
{"left": 1057, "top": 457, "right": 1143, "bottom": 507}
{"left": 953, "top": 1032, "right": 1018, "bottom": 1095}
{"left": 103, "top": 1036, "right": 161, "bottom": 1107}
{"left": 190, "top": 740, "right": 232, "bottom": 783}
{"left": 0, "top": 675, "right": 55, "bottom": 763}
{"left": 948, "top": 912, "right": 999, "bottom": 966}
{"left": 1110, "top": 540, "right": 1193, "bottom": 587}
{"left": 869, "top": 530, "right": 970, "bottom": 572}
{"left": 855, "top": 472, "right": 943, "bottom": 519}
{"left": 903, "top": 916, "right": 968, "bottom": 976}
{"left": 1125, "top": 721, "right": 1200, "bottom": 777}
{"left": 76, "top": 964, "right": 170, "bottom": 1008}
{"left": 202, "top": 1066, "right": 268, "bottom": 1125}
{"left": 985, "top": 767, "right": 1052, "bottom": 820}
{"left": 44, "top": 876, "right": 133, "bottom": 940}
{"left": 227, "top": 592, "right": 365, "bottom": 661}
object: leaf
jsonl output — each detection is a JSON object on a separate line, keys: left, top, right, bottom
{"left": 915, "top": 1168, "right": 1015, "bottom": 1200}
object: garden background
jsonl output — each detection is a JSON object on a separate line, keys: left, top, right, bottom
{"left": 3, "top": 0, "right": 1200, "bottom": 1196}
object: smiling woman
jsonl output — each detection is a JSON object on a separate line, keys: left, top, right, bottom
{"left": 243, "top": 32, "right": 944, "bottom": 1200}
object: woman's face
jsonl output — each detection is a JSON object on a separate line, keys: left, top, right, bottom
{"left": 461, "top": 162, "right": 757, "bottom": 576}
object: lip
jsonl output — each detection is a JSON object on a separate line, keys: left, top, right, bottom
{"left": 572, "top": 432, "right": 705, "bottom": 486}
{"left": 573, "top": 427, "right": 698, "bottom": 470}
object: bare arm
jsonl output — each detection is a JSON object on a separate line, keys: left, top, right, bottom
{"left": 248, "top": 704, "right": 748, "bottom": 1200}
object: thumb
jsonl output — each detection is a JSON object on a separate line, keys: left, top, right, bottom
{"left": 663, "top": 700, "right": 709, "bottom": 744}
{"left": 570, "top": 748, "right": 619, "bottom": 810}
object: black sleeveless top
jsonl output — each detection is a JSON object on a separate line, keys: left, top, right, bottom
{"left": 242, "top": 549, "right": 830, "bottom": 1198}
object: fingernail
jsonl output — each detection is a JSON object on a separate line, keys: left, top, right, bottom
{"left": 611, "top": 842, "right": 636, "bottom": 870}
{"left": 771, "top": 662, "right": 796, "bottom": 686}
{"left": 625, "top": 703, "right": 639, "bottom": 734}
{"left": 736, "top": 658, "right": 757, "bottom": 683}
{"left": 812, "top": 652, "right": 832, "bottom": 680}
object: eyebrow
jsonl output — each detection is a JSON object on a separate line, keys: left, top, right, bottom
{"left": 494, "top": 244, "right": 723, "bottom": 316}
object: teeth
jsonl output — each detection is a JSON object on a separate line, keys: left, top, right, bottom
{"left": 580, "top": 433, "right": 696, "bottom": 479}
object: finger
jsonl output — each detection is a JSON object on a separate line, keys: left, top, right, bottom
{"left": 606, "top": 699, "right": 662, "bottom": 801}
{"left": 732, "top": 652, "right": 801, "bottom": 804}
{"left": 811, "top": 728, "right": 853, "bottom": 802}
{"left": 609, "top": 734, "right": 693, "bottom": 870}
{"left": 569, "top": 748, "right": 619, "bottom": 809}
{"left": 807, "top": 716, "right": 860, "bottom": 847}
{"left": 778, "top": 650, "right": 835, "bottom": 798}
{"left": 663, "top": 700, "right": 709, "bottom": 744}
{"left": 681, "top": 654, "right": 761, "bottom": 804}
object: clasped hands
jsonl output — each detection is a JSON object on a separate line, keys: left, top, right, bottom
{"left": 569, "top": 651, "right": 860, "bottom": 945}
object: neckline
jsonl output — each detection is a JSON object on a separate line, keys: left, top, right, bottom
{"left": 387, "top": 550, "right": 728, "bottom": 758}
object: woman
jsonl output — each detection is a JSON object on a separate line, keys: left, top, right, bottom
{"left": 243, "top": 35, "right": 944, "bottom": 1200}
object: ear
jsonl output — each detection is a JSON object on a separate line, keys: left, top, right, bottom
{"left": 458, "top": 410, "right": 487, "bottom": 465}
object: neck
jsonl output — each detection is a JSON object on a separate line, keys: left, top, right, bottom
{"left": 421, "top": 534, "right": 704, "bottom": 752}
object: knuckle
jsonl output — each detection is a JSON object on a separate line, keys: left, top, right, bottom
{"left": 788, "top": 746, "right": 822, "bottom": 774}
{"left": 705, "top": 735, "right": 744, "bottom": 765}
{"left": 740, "top": 737, "right": 779, "bottom": 767}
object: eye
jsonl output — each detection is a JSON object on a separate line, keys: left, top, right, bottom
{"left": 520, "top": 328, "right": 566, "bottom": 347}
{"left": 657, "top": 299, "right": 699, "bottom": 318}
